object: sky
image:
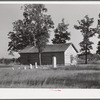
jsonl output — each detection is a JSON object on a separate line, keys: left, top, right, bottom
{"left": 0, "top": 3, "right": 100, "bottom": 58}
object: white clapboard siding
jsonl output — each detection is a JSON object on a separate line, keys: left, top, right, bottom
{"left": 64, "top": 44, "right": 77, "bottom": 65}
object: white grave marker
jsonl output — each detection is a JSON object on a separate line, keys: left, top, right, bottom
{"left": 12, "top": 67, "right": 14, "bottom": 70}
{"left": 24, "top": 66, "right": 26, "bottom": 70}
{"left": 35, "top": 62, "right": 38, "bottom": 68}
{"left": 52, "top": 56, "right": 57, "bottom": 68}
{"left": 29, "top": 64, "right": 33, "bottom": 69}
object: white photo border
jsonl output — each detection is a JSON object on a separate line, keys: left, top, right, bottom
{"left": 0, "top": 1, "right": 100, "bottom": 99}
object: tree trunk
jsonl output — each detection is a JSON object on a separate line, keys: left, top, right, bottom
{"left": 39, "top": 52, "right": 42, "bottom": 65}
{"left": 85, "top": 53, "right": 87, "bottom": 64}
{"left": 85, "top": 44, "right": 88, "bottom": 64}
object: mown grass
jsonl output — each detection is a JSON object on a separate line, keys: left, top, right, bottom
{"left": 0, "top": 64, "right": 100, "bottom": 88}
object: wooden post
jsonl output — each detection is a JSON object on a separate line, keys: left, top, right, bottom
{"left": 52, "top": 56, "right": 56, "bottom": 68}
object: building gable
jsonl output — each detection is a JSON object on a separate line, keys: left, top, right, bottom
{"left": 64, "top": 44, "right": 78, "bottom": 65}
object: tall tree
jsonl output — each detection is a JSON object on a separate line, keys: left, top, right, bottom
{"left": 96, "top": 14, "right": 100, "bottom": 55}
{"left": 74, "top": 15, "right": 96, "bottom": 64}
{"left": 8, "top": 4, "right": 54, "bottom": 65}
{"left": 96, "top": 41, "right": 100, "bottom": 54}
{"left": 52, "top": 18, "right": 70, "bottom": 44}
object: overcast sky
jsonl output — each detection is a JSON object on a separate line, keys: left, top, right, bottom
{"left": 0, "top": 4, "right": 100, "bottom": 58}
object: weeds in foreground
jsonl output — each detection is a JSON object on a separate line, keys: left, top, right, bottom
{"left": 0, "top": 64, "right": 100, "bottom": 88}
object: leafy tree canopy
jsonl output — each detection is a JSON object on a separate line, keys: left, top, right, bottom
{"left": 52, "top": 18, "right": 70, "bottom": 44}
{"left": 96, "top": 14, "right": 100, "bottom": 55}
{"left": 96, "top": 41, "right": 100, "bottom": 54}
{"left": 8, "top": 4, "right": 54, "bottom": 52}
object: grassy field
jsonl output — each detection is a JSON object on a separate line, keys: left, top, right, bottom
{"left": 0, "top": 64, "right": 100, "bottom": 88}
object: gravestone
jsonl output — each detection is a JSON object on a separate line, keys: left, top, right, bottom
{"left": 29, "top": 64, "right": 33, "bottom": 69}
{"left": 52, "top": 56, "right": 57, "bottom": 68}
{"left": 12, "top": 67, "right": 14, "bottom": 70}
{"left": 24, "top": 66, "right": 26, "bottom": 70}
{"left": 35, "top": 62, "right": 38, "bottom": 68}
